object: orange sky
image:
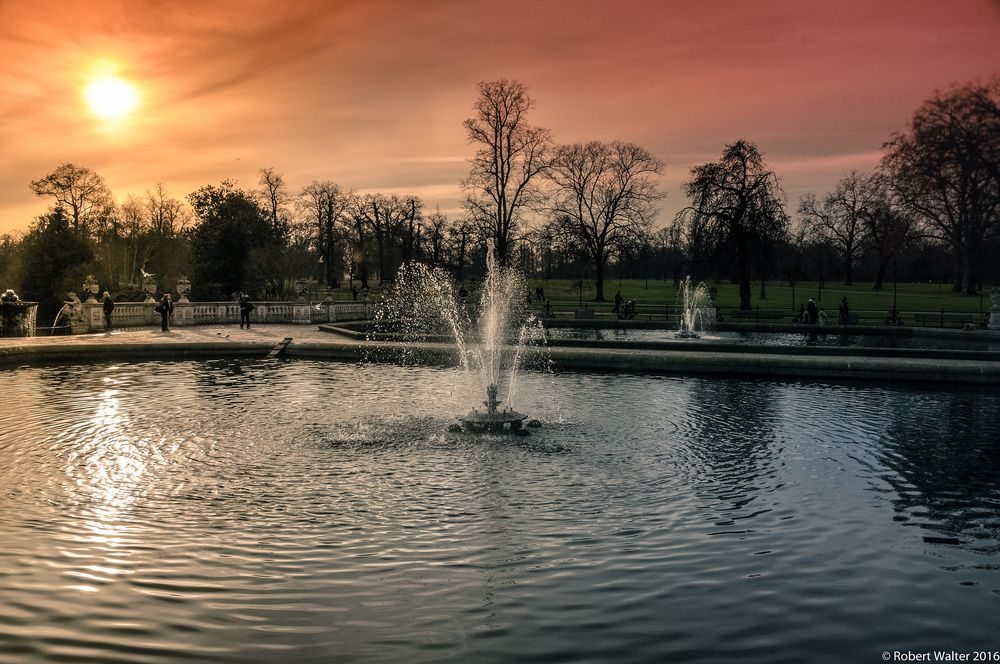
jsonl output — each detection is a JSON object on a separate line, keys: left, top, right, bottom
{"left": 1, "top": 0, "right": 998, "bottom": 236}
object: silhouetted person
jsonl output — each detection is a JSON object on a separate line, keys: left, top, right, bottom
{"left": 544, "top": 299, "right": 552, "bottom": 317}
{"left": 806, "top": 298, "right": 818, "bottom": 324}
{"left": 797, "top": 303, "right": 806, "bottom": 323}
{"left": 102, "top": 291, "right": 114, "bottom": 331}
{"left": 240, "top": 293, "right": 254, "bottom": 330}
{"left": 352, "top": 285, "right": 358, "bottom": 301}
{"left": 536, "top": 285, "right": 544, "bottom": 300}
{"left": 526, "top": 291, "right": 533, "bottom": 306}
{"left": 159, "top": 293, "right": 173, "bottom": 332}
{"left": 613, "top": 290, "right": 623, "bottom": 317}
{"left": 239, "top": 292, "right": 254, "bottom": 328}
{"left": 838, "top": 296, "right": 849, "bottom": 325}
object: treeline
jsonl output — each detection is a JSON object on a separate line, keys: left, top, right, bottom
{"left": 0, "top": 78, "right": 997, "bottom": 317}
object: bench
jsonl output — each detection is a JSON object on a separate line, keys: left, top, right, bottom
{"left": 912, "top": 312, "right": 977, "bottom": 328}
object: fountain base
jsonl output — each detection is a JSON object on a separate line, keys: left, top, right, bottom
{"left": 457, "top": 408, "right": 528, "bottom": 434}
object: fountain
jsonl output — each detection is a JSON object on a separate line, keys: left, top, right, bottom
{"left": 677, "top": 275, "right": 711, "bottom": 338}
{"left": 378, "top": 248, "right": 545, "bottom": 434}
{"left": 456, "top": 383, "right": 528, "bottom": 433}
{"left": 0, "top": 289, "right": 38, "bottom": 337}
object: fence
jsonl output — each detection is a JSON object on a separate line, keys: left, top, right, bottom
{"left": 57, "top": 299, "right": 374, "bottom": 334}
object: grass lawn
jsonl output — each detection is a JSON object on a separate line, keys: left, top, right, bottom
{"left": 315, "top": 277, "right": 994, "bottom": 316}
{"left": 522, "top": 278, "right": 996, "bottom": 315}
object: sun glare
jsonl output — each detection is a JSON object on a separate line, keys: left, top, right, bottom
{"left": 85, "top": 76, "right": 139, "bottom": 119}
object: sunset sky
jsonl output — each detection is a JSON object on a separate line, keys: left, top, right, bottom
{"left": 1, "top": 0, "right": 998, "bottom": 236}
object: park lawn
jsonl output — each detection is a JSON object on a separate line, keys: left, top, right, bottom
{"left": 522, "top": 278, "right": 995, "bottom": 314}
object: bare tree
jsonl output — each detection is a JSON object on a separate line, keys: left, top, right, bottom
{"left": 146, "top": 183, "right": 190, "bottom": 238}
{"left": 29, "top": 163, "right": 112, "bottom": 235}
{"left": 462, "top": 79, "right": 552, "bottom": 266}
{"left": 547, "top": 141, "right": 663, "bottom": 301}
{"left": 446, "top": 216, "right": 475, "bottom": 282}
{"left": 351, "top": 193, "right": 422, "bottom": 283}
{"left": 300, "top": 181, "right": 352, "bottom": 287}
{"left": 798, "top": 171, "right": 873, "bottom": 285}
{"left": 856, "top": 174, "right": 913, "bottom": 290}
{"left": 677, "top": 140, "right": 788, "bottom": 310}
{"left": 882, "top": 81, "right": 1000, "bottom": 294}
{"left": 258, "top": 167, "right": 292, "bottom": 237}
{"left": 424, "top": 209, "right": 449, "bottom": 267}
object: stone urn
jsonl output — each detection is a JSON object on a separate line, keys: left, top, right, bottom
{"left": 294, "top": 279, "right": 309, "bottom": 303}
{"left": 83, "top": 275, "right": 100, "bottom": 304}
{"left": 142, "top": 276, "right": 158, "bottom": 303}
{"left": 176, "top": 277, "right": 192, "bottom": 303}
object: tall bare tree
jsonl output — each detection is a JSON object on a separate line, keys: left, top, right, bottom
{"left": 462, "top": 79, "right": 552, "bottom": 266}
{"left": 677, "top": 140, "right": 788, "bottom": 310}
{"left": 29, "top": 163, "right": 112, "bottom": 235}
{"left": 547, "top": 141, "right": 664, "bottom": 301}
{"left": 882, "top": 81, "right": 1000, "bottom": 295}
{"left": 798, "top": 171, "right": 874, "bottom": 285}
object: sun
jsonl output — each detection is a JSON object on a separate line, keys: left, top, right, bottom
{"left": 85, "top": 76, "right": 139, "bottom": 119}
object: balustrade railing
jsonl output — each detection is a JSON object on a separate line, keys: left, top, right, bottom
{"left": 65, "top": 300, "right": 373, "bottom": 334}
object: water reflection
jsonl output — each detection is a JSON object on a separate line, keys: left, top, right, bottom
{"left": 684, "top": 379, "right": 779, "bottom": 520}
{"left": 1, "top": 361, "right": 999, "bottom": 663}
{"left": 874, "top": 391, "right": 1000, "bottom": 553}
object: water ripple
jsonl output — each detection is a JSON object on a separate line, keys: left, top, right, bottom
{"left": 0, "top": 361, "right": 998, "bottom": 662}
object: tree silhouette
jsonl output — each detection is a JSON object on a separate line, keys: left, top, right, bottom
{"left": 678, "top": 140, "right": 788, "bottom": 310}
{"left": 462, "top": 79, "right": 552, "bottom": 267}
{"left": 882, "top": 81, "right": 1000, "bottom": 295}
{"left": 547, "top": 141, "right": 663, "bottom": 301}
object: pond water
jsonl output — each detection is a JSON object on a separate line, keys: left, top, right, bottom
{"left": 543, "top": 326, "right": 1000, "bottom": 351}
{"left": 1, "top": 360, "right": 998, "bottom": 663}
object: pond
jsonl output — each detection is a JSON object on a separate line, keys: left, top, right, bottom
{"left": 1, "top": 360, "right": 998, "bottom": 663}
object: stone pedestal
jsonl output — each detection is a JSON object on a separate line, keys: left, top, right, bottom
{"left": 292, "top": 303, "right": 312, "bottom": 324}
{"left": 86, "top": 304, "right": 105, "bottom": 331}
{"left": 173, "top": 302, "right": 194, "bottom": 326}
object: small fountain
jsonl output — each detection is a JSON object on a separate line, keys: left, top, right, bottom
{"left": 456, "top": 383, "right": 528, "bottom": 434}
{"left": 378, "top": 248, "right": 545, "bottom": 434}
{"left": 677, "top": 275, "right": 711, "bottom": 338}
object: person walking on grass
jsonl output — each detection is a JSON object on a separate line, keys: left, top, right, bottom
{"left": 158, "top": 292, "right": 173, "bottom": 332}
{"left": 102, "top": 291, "right": 114, "bottom": 331}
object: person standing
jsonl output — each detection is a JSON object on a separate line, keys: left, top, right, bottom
{"left": 239, "top": 292, "right": 253, "bottom": 329}
{"left": 159, "top": 292, "right": 173, "bottom": 332}
{"left": 102, "top": 291, "right": 115, "bottom": 331}
{"left": 613, "top": 290, "right": 623, "bottom": 318}
{"left": 838, "top": 296, "right": 849, "bottom": 325}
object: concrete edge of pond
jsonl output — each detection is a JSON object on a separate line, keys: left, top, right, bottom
{"left": 2, "top": 333, "right": 999, "bottom": 386}
{"left": 285, "top": 341, "right": 1000, "bottom": 387}
{"left": 0, "top": 341, "right": 272, "bottom": 366}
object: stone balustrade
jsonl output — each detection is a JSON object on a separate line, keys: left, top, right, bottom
{"left": 73, "top": 299, "right": 373, "bottom": 333}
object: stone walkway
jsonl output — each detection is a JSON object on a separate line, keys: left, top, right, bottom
{"left": 0, "top": 323, "right": 349, "bottom": 350}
